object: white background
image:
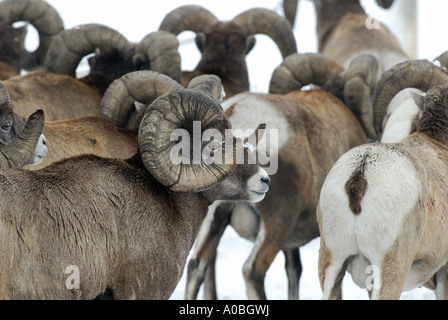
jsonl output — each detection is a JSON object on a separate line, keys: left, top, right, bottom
{"left": 29, "top": 0, "right": 443, "bottom": 300}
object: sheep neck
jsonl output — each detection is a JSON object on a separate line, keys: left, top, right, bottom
{"left": 417, "top": 106, "right": 448, "bottom": 144}
{"left": 314, "top": 0, "right": 366, "bottom": 51}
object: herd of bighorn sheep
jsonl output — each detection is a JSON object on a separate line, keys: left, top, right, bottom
{"left": 0, "top": 0, "right": 445, "bottom": 301}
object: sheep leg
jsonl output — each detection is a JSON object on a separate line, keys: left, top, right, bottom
{"left": 184, "top": 201, "right": 234, "bottom": 300}
{"left": 202, "top": 250, "right": 218, "bottom": 299}
{"left": 243, "top": 218, "right": 297, "bottom": 300}
{"left": 283, "top": 247, "right": 302, "bottom": 300}
{"left": 319, "top": 239, "right": 346, "bottom": 300}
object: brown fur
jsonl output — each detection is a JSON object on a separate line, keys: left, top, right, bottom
{"left": 0, "top": 154, "right": 208, "bottom": 299}
{"left": 24, "top": 116, "right": 138, "bottom": 170}
{"left": 184, "top": 22, "right": 251, "bottom": 99}
{"left": 3, "top": 44, "right": 144, "bottom": 122}
{"left": 4, "top": 71, "right": 102, "bottom": 121}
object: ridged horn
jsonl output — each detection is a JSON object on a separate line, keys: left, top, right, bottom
{"left": 283, "top": 0, "right": 299, "bottom": 27}
{"left": 139, "top": 88, "right": 235, "bottom": 192}
{"left": 99, "top": 70, "right": 182, "bottom": 128}
{"left": 44, "top": 23, "right": 129, "bottom": 77}
{"left": 372, "top": 59, "right": 448, "bottom": 135}
{"left": 0, "top": 109, "right": 45, "bottom": 168}
{"left": 343, "top": 54, "right": 379, "bottom": 140}
{"left": 0, "top": 0, "right": 64, "bottom": 71}
{"left": 159, "top": 5, "right": 219, "bottom": 35}
{"left": 135, "top": 31, "right": 181, "bottom": 83}
{"left": 269, "top": 53, "right": 344, "bottom": 94}
{"left": 231, "top": 7, "right": 297, "bottom": 58}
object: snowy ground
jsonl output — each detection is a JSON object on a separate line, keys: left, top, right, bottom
{"left": 169, "top": 229, "right": 436, "bottom": 300}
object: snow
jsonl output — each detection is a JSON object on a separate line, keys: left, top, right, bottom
{"left": 36, "top": 0, "right": 446, "bottom": 300}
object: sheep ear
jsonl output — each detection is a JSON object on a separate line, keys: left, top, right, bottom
{"left": 134, "top": 101, "right": 146, "bottom": 112}
{"left": 410, "top": 91, "right": 425, "bottom": 110}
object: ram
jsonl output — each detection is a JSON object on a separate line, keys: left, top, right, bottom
{"left": 25, "top": 70, "right": 213, "bottom": 171}
{"left": 317, "top": 60, "right": 448, "bottom": 300}
{"left": 312, "top": 0, "right": 407, "bottom": 73}
{"left": 307, "top": 0, "right": 409, "bottom": 140}
{"left": 184, "top": 53, "right": 375, "bottom": 300}
{"left": 282, "top": 0, "right": 394, "bottom": 30}
{"left": 0, "top": 82, "right": 47, "bottom": 166}
{"left": 0, "top": 86, "right": 270, "bottom": 300}
{"left": 158, "top": 5, "right": 297, "bottom": 98}
{"left": 3, "top": 24, "right": 180, "bottom": 121}
{"left": 0, "top": 0, "right": 64, "bottom": 78}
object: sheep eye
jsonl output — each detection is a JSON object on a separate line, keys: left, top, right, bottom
{"left": 1, "top": 124, "right": 10, "bottom": 131}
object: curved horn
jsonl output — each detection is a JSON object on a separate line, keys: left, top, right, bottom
{"left": 283, "top": 0, "right": 299, "bottom": 27}
{"left": 44, "top": 23, "right": 129, "bottom": 77}
{"left": 372, "top": 59, "right": 448, "bottom": 135}
{"left": 375, "top": 0, "right": 395, "bottom": 9}
{"left": 139, "top": 88, "right": 235, "bottom": 192}
{"left": 159, "top": 5, "right": 219, "bottom": 35}
{"left": 99, "top": 70, "right": 182, "bottom": 128}
{"left": 135, "top": 31, "right": 182, "bottom": 83}
{"left": 186, "top": 74, "right": 224, "bottom": 102}
{"left": 231, "top": 7, "right": 297, "bottom": 58}
{"left": 343, "top": 54, "right": 379, "bottom": 140}
{"left": 0, "top": 0, "right": 64, "bottom": 71}
{"left": 269, "top": 53, "right": 344, "bottom": 94}
{"left": 0, "top": 109, "right": 45, "bottom": 168}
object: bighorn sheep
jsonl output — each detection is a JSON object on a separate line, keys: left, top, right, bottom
{"left": 0, "top": 83, "right": 47, "bottom": 166}
{"left": 3, "top": 24, "right": 180, "bottom": 121}
{"left": 158, "top": 5, "right": 297, "bottom": 98}
{"left": 184, "top": 53, "right": 374, "bottom": 300}
{"left": 0, "top": 20, "right": 26, "bottom": 80}
{"left": 282, "top": 0, "right": 395, "bottom": 29}
{"left": 0, "top": 0, "right": 64, "bottom": 75}
{"left": 0, "top": 86, "right": 270, "bottom": 300}
{"left": 305, "top": 0, "right": 409, "bottom": 141}
{"left": 317, "top": 60, "right": 448, "bottom": 300}
{"left": 24, "top": 70, "right": 211, "bottom": 171}
{"left": 312, "top": 0, "right": 408, "bottom": 73}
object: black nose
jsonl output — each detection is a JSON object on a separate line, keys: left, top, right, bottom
{"left": 261, "top": 176, "right": 270, "bottom": 186}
